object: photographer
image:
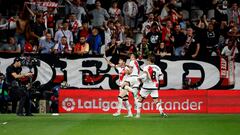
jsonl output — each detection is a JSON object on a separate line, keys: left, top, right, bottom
{"left": 6, "top": 57, "right": 33, "bottom": 116}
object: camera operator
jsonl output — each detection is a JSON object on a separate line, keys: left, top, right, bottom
{"left": 6, "top": 57, "right": 33, "bottom": 116}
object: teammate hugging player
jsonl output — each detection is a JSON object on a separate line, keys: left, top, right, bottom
{"left": 104, "top": 56, "right": 134, "bottom": 117}
{"left": 136, "top": 56, "right": 167, "bottom": 118}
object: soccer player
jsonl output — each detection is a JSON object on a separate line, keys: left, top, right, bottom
{"left": 126, "top": 53, "right": 140, "bottom": 109}
{"left": 104, "top": 56, "right": 133, "bottom": 117}
{"left": 136, "top": 56, "right": 167, "bottom": 118}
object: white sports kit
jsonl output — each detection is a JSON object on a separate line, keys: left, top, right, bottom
{"left": 140, "top": 64, "right": 163, "bottom": 98}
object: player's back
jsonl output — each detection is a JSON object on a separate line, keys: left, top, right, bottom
{"left": 142, "top": 64, "right": 162, "bottom": 89}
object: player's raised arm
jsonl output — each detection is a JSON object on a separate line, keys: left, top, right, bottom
{"left": 104, "top": 56, "right": 116, "bottom": 67}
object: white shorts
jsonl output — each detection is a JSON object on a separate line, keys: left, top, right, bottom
{"left": 139, "top": 88, "right": 159, "bottom": 98}
{"left": 125, "top": 76, "right": 140, "bottom": 88}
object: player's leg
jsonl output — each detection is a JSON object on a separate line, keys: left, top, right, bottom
{"left": 132, "top": 77, "right": 140, "bottom": 110}
{"left": 132, "top": 87, "right": 138, "bottom": 109}
{"left": 122, "top": 82, "right": 133, "bottom": 117}
{"left": 113, "top": 89, "right": 128, "bottom": 116}
{"left": 119, "top": 87, "right": 127, "bottom": 110}
{"left": 124, "top": 78, "right": 139, "bottom": 110}
{"left": 135, "top": 88, "right": 148, "bottom": 118}
{"left": 123, "top": 95, "right": 133, "bottom": 117}
{"left": 151, "top": 91, "right": 167, "bottom": 118}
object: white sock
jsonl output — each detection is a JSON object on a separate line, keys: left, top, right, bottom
{"left": 124, "top": 100, "right": 132, "bottom": 115}
{"left": 132, "top": 88, "right": 138, "bottom": 106}
{"left": 156, "top": 102, "right": 163, "bottom": 114}
{"left": 136, "top": 102, "right": 142, "bottom": 115}
{"left": 117, "top": 96, "right": 123, "bottom": 113}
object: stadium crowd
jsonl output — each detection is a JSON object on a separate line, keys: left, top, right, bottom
{"left": 0, "top": 0, "right": 239, "bottom": 61}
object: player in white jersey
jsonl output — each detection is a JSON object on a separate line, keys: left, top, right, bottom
{"left": 136, "top": 56, "right": 167, "bottom": 118}
{"left": 126, "top": 53, "right": 140, "bottom": 108}
{"left": 104, "top": 56, "right": 133, "bottom": 117}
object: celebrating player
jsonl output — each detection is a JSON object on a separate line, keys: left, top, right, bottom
{"left": 104, "top": 56, "right": 133, "bottom": 117}
{"left": 126, "top": 53, "right": 140, "bottom": 109}
{"left": 136, "top": 56, "right": 167, "bottom": 118}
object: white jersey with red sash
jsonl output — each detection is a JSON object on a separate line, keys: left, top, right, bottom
{"left": 127, "top": 60, "right": 140, "bottom": 88}
{"left": 116, "top": 66, "right": 130, "bottom": 86}
{"left": 142, "top": 64, "right": 162, "bottom": 90}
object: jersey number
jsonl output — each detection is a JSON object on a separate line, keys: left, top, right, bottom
{"left": 151, "top": 71, "right": 156, "bottom": 81}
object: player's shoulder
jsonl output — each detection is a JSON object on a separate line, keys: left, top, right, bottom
{"left": 129, "top": 60, "right": 134, "bottom": 66}
{"left": 153, "top": 64, "right": 161, "bottom": 69}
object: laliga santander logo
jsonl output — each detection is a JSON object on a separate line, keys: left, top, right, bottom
{"left": 62, "top": 98, "right": 76, "bottom": 112}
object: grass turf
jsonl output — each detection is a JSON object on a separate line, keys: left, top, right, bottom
{"left": 0, "top": 114, "right": 240, "bottom": 135}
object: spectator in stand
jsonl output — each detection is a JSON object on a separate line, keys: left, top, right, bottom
{"left": 87, "top": 27, "right": 102, "bottom": 55}
{"left": 144, "top": 0, "right": 154, "bottom": 15}
{"left": 181, "top": 28, "right": 200, "bottom": 59}
{"left": 137, "top": 37, "right": 150, "bottom": 59}
{"left": 30, "top": 14, "right": 46, "bottom": 45}
{"left": 104, "top": 20, "right": 116, "bottom": 46}
{"left": 0, "top": 37, "right": 21, "bottom": 53}
{"left": 161, "top": 20, "right": 174, "bottom": 49}
{"left": 78, "top": 22, "right": 91, "bottom": 40}
{"left": 43, "top": 6, "right": 56, "bottom": 37}
{"left": 168, "top": 9, "right": 182, "bottom": 25}
{"left": 54, "top": 22, "right": 73, "bottom": 47}
{"left": 114, "top": 20, "right": 125, "bottom": 44}
{"left": 146, "top": 22, "right": 162, "bottom": 51}
{"left": 105, "top": 36, "right": 120, "bottom": 64}
{"left": 123, "top": 0, "right": 138, "bottom": 28}
{"left": 86, "top": 0, "right": 96, "bottom": 11}
{"left": 54, "top": 36, "right": 72, "bottom": 54}
{"left": 118, "top": 36, "right": 137, "bottom": 57}
{"left": 108, "top": 1, "right": 122, "bottom": 22}
{"left": 74, "top": 36, "right": 89, "bottom": 55}
{"left": 15, "top": 11, "right": 31, "bottom": 52}
{"left": 221, "top": 39, "right": 239, "bottom": 57}
{"left": 172, "top": 24, "right": 187, "bottom": 56}
{"left": 141, "top": 13, "right": 156, "bottom": 36}
{"left": 39, "top": 33, "right": 54, "bottom": 54}
{"left": 155, "top": 42, "right": 172, "bottom": 58}
{"left": 69, "top": 14, "right": 82, "bottom": 43}
{"left": 227, "top": 26, "right": 240, "bottom": 40}
{"left": 105, "top": 36, "right": 119, "bottom": 56}
{"left": 88, "top": 0, "right": 110, "bottom": 27}
{"left": 204, "top": 23, "right": 220, "bottom": 56}
{"left": 217, "top": 2, "right": 240, "bottom": 26}
{"left": 69, "top": 0, "right": 87, "bottom": 24}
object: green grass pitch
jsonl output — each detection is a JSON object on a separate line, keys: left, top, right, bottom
{"left": 0, "top": 114, "right": 240, "bottom": 135}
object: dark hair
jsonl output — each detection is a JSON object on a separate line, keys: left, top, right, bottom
{"left": 130, "top": 53, "right": 138, "bottom": 59}
{"left": 147, "top": 55, "right": 155, "bottom": 63}
{"left": 95, "top": 0, "right": 101, "bottom": 4}
{"left": 62, "top": 36, "right": 67, "bottom": 39}
{"left": 13, "top": 57, "right": 22, "bottom": 63}
{"left": 92, "top": 27, "right": 99, "bottom": 31}
{"left": 151, "top": 22, "right": 158, "bottom": 27}
{"left": 119, "top": 57, "right": 127, "bottom": 63}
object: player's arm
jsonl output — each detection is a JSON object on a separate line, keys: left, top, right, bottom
{"left": 104, "top": 56, "right": 117, "bottom": 67}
